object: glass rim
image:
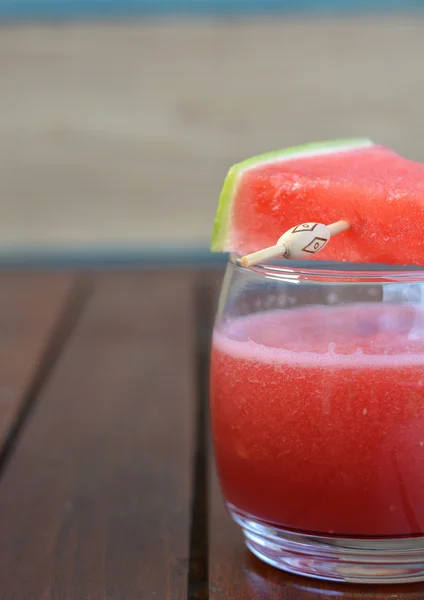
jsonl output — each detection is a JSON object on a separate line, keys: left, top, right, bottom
{"left": 229, "top": 254, "right": 424, "bottom": 284}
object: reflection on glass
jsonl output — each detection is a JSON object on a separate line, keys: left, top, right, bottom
{"left": 244, "top": 549, "right": 424, "bottom": 599}
{"left": 211, "top": 258, "right": 424, "bottom": 583}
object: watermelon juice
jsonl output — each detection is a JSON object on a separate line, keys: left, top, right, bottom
{"left": 211, "top": 303, "right": 424, "bottom": 537}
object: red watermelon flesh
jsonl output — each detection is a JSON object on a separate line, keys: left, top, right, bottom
{"left": 214, "top": 143, "right": 424, "bottom": 265}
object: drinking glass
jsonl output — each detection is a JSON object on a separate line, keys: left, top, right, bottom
{"left": 210, "top": 256, "right": 424, "bottom": 583}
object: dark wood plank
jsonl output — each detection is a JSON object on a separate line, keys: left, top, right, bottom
{"left": 187, "top": 269, "right": 223, "bottom": 600}
{"left": 0, "top": 271, "right": 196, "bottom": 599}
{"left": 0, "top": 271, "right": 75, "bottom": 450}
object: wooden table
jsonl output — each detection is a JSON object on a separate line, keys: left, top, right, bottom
{"left": 1, "top": 267, "right": 424, "bottom": 600}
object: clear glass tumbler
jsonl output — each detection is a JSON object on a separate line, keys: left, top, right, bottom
{"left": 210, "top": 256, "right": 424, "bottom": 583}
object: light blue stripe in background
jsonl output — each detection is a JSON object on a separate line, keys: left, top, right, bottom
{"left": 0, "top": 246, "right": 228, "bottom": 269}
{"left": 0, "top": 0, "right": 423, "bottom": 20}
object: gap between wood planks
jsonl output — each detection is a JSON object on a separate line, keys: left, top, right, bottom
{"left": 188, "top": 279, "right": 216, "bottom": 600}
{"left": 0, "top": 275, "right": 91, "bottom": 479}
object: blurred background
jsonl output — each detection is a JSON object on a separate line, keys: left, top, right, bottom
{"left": 0, "top": 0, "right": 423, "bottom": 263}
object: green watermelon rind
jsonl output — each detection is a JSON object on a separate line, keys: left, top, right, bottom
{"left": 211, "top": 137, "right": 373, "bottom": 252}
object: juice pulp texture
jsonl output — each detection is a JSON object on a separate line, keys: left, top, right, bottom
{"left": 210, "top": 304, "right": 424, "bottom": 536}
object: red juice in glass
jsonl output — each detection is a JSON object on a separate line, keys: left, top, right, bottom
{"left": 211, "top": 303, "right": 424, "bottom": 538}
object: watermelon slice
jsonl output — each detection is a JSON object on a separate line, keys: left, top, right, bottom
{"left": 211, "top": 139, "right": 424, "bottom": 265}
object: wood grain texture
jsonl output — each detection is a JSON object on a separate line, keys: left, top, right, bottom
{"left": 0, "top": 18, "right": 424, "bottom": 246}
{"left": 5, "top": 266, "right": 424, "bottom": 599}
{"left": 0, "top": 272, "right": 74, "bottom": 448}
{"left": 0, "top": 271, "right": 195, "bottom": 599}
{"left": 188, "top": 268, "right": 223, "bottom": 600}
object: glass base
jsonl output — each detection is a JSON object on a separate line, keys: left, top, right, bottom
{"left": 228, "top": 504, "right": 424, "bottom": 583}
